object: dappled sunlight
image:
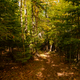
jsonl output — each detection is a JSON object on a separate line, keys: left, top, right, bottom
{"left": 39, "top": 53, "right": 50, "bottom": 59}
{"left": 0, "top": 0, "right": 80, "bottom": 79}
{"left": 51, "top": 64, "right": 59, "bottom": 67}
{"left": 1, "top": 51, "right": 80, "bottom": 80}
{"left": 57, "top": 71, "right": 74, "bottom": 76}
{"left": 33, "top": 56, "right": 39, "bottom": 61}
{"left": 11, "top": 66, "right": 18, "bottom": 69}
{"left": 45, "top": 52, "right": 50, "bottom": 54}
{"left": 40, "top": 67, "right": 45, "bottom": 71}
{"left": 33, "top": 52, "right": 51, "bottom": 61}
{"left": 34, "top": 57, "right": 43, "bottom": 61}
{"left": 40, "top": 54, "right": 47, "bottom": 58}
{"left": 34, "top": 58, "right": 40, "bottom": 61}
{"left": 36, "top": 71, "right": 43, "bottom": 79}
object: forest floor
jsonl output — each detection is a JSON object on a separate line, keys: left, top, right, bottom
{"left": 0, "top": 51, "right": 80, "bottom": 80}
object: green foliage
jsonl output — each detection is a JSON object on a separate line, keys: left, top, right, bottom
{"left": 0, "top": 0, "right": 21, "bottom": 49}
{"left": 0, "top": 0, "right": 80, "bottom": 64}
{"left": 50, "top": 0, "right": 80, "bottom": 62}
{"left": 14, "top": 51, "right": 32, "bottom": 63}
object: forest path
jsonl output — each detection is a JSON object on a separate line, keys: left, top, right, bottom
{"left": 0, "top": 51, "right": 80, "bottom": 80}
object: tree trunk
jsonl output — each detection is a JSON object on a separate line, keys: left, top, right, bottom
{"left": 24, "top": 0, "right": 27, "bottom": 32}
{"left": 77, "top": 9, "right": 79, "bottom": 62}
{"left": 20, "top": 0, "right": 25, "bottom": 52}
{"left": 31, "top": 2, "right": 35, "bottom": 33}
{"left": 50, "top": 45, "right": 52, "bottom": 52}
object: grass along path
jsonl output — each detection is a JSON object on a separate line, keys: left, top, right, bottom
{"left": 0, "top": 51, "right": 80, "bottom": 80}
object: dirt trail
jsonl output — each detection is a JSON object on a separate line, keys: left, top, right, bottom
{"left": 0, "top": 52, "right": 80, "bottom": 80}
